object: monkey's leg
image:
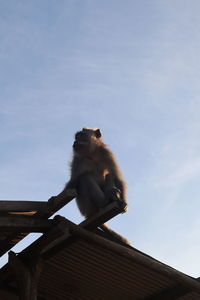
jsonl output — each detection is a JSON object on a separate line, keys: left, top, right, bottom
{"left": 103, "top": 174, "right": 128, "bottom": 212}
{"left": 77, "top": 173, "right": 109, "bottom": 218}
{"left": 103, "top": 174, "right": 121, "bottom": 201}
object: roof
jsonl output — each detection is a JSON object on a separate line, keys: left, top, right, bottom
{"left": 0, "top": 215, "right": 200, "bottom": 300}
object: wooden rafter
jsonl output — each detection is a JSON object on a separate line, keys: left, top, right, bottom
{"left": 0, "top": 201, "right": 48, "bottom": 213}
{"left": 0, "top": 189, "right": 76, "bottom": 257}
{"left": 0, "top": 216, "right": 53, "bottom": 233}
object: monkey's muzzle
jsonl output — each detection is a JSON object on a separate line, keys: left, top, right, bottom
{"left": 73, "top": 141, "right": 87, "bottom": 151}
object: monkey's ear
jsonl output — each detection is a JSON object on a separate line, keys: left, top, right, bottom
{"left": 95, "top": 129, "right": 101, "bottom": 138}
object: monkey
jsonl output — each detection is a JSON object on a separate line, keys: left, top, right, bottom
{"left": 59, "top": 128, "right": 131, "bottom": 246}
{"left": 64, "top": 128, "right": 127, "bottom": 218}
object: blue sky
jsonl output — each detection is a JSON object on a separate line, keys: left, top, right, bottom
{"left": 1, "top": 0, "right": 200, "bottom": 277}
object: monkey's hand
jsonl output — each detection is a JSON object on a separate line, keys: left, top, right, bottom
{"left": 106, "top": 188, "right": 128, "bottom": 213}
{"left": 108, "top": 187, "right": 121, "bottom": 201}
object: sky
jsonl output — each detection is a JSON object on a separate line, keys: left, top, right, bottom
{"left": 1, "top": 0, "right": 200, "bottom": 277}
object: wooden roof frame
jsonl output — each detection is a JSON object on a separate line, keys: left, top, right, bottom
{"left": 0, "top": 189, "right": 127, "bottom": 257}
{"left": 0, "top": 191, "right": 200, "bottom": 299}
{"left": 0, "top": 215, "right": 200, "bottom": 299}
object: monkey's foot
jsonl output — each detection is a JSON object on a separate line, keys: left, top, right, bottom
{"left": 107, "top": 188, "right": 127, "bottom": 212}
{"left": 120, "top": 201, "right": 128, "bottom": 213}
{"left": 114, "top": 196, "right": 128, "bottom": 213}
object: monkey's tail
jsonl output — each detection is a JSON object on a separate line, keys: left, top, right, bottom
{"left": 99, "top": 223, "right": 131, "bottom": 247}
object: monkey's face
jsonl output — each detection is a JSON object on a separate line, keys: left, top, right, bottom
{"left": 73, "top": 128, "right": 101, "bottom": 156}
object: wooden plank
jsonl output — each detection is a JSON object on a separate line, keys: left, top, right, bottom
{"left": 0, "top": 189, "right": 123, "bottom": 257}
{"left": 79, "top": 200, "right": 126, "bottom": 230}
{"left": 0, "top": 216, "right": 53, "bottom": 233}
{"left": 0, "top": 189, "right": 76, "bottom": 257}
{"left": 0, "top": 199, "right": 127, "bottom": 282}
{"left": 9, "top": 251, "right": 43, "bottom": 300}
{"left": 2, "top": 199, "right": 123, "bottom": 259}
{"left": 0, "top": 201, "right": 48, "bottom": 213}
{"left": 47, "top": 189, "right": 77, "bottom": 215}
{"left": 0, "top": 190, "right": 126, "bottom": 290}
{"left": 39, "top": 201, "right": 127, "bottom": 257}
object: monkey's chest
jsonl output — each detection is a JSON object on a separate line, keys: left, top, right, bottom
{"left": 79, "top": 159, "right": 108, "bottom": 179}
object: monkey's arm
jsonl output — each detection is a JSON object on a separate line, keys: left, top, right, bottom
{"left": 104, "top": 173, "right": 127, "bottom": 205}
{"left": 114, "top": 176, "right": 127, "bottom": 202}
{"left": 64, "top": 158, "right": 82, "bottom": 189}
{"left": 101, "top": 148, "right": 127, "bottom": 204}
{"left": 65, "top": 157, "right": 94, "bottom": 190}
{"left": 65, "top": 178, "right": 77, "bottom": 189}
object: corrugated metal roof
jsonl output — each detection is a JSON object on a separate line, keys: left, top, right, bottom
{"left": 179, "top": 293, "right": 200, "bottom": 300}
{"left": 38, "top": 239, "right": 175, "bottom": 300}
{"left": 0, "top": 216, "right": 200, "bottom": 300}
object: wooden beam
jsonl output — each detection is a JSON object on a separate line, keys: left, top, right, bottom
{"left": 47, "top": 189, "right": 77, "bottom": 215}
{"left": 0, "top": 216, "right": 53, "bottom": 232}
{"left": 0, "top": 201, "right": 48, "bottom": 213}
{"left": 39, "top": 201, "right": 127, "bottom": 257}
{"left": 40, "top": 227, "right": 71, "bottom": 255}
{"left": 0, "top": 285, "right": 45, "bottom": 300}
{"left": 23, "top": 191, "right": 124, "bottom": 256}
{"left": 0, "top": 287, "right": 19, "bottom": 300}
{"left": 0, "top": 189, "right": 124, "bottom": 257}
{"left": 0, "top": 198, "right": 127, "bottom": 286}
{"left": 0, "top": 200, "right": 127, "bottom": 276}
{"left": 9, "top": 251, "right": 43, "bottom": 300}
{"left": 9, "top": 217, "right": 72, "bottom": 260}
{"left": 79, "top": 200, "right": 126, "bottom": 230}
{"left": 0, "top": 189, "right": 76, "bottom": 257}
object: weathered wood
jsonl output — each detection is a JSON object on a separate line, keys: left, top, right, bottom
{"left": 0, "top": 218, "right": 68, "bottom": 287}
{"left": 47, "top": 189, "right": 77, "bottom": 215}
{"left": 39, "top": 201, "right": 127, "bottom": 257}
{"left": 79, "top": 200, "right": 126, "bottom": 230}
{"left": 8, "top": 217, "right": 71, "bottom": 259}
{"left": 8, "top": 251, "right": 43, "bottom": 300}
{"left": 0, "top": 287, "right": 19, "bottom": 300}
{"left": 40, "top": 227, "right": 70, "bottom": 255}
{"left": 0, "top": 201, "right": 48, "bottom": 213}
{"left": 0, "top": 216, "right": 53, "bottom": 232}
{"left": 24, "top": 192, "right": 123, "bottom": 255}
{"left": 0, "top": 286, "right": 45, "bottom": 300}
{"left": 0, "top": 190, "right": 124, "bottom": 257}
{"left": 0, "top": 200, "right": 127, "bottom": 272}
{"left": 0, "top": 198, "right": 127, "bottom": 287}
{"left": 0, "top": 189, "right": 76, "bottom": 257}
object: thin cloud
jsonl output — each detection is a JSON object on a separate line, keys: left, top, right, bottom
{"left": 152, "top": 157, "right": 200, "bottom": 188}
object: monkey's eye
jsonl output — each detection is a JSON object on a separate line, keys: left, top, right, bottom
{"left": 75, "top": 132, "right": 89, "bottom": 141}
{"left": 75, "top": 132, "right": 83, "bottom": 139}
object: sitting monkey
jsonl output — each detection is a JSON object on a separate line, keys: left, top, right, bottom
{"left": 65, "top": 128, "right": 127, "bottom": 218}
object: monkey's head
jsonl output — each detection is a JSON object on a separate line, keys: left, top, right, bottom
{"left": 73, "top": 128, "right": 102, "bottom": 156}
